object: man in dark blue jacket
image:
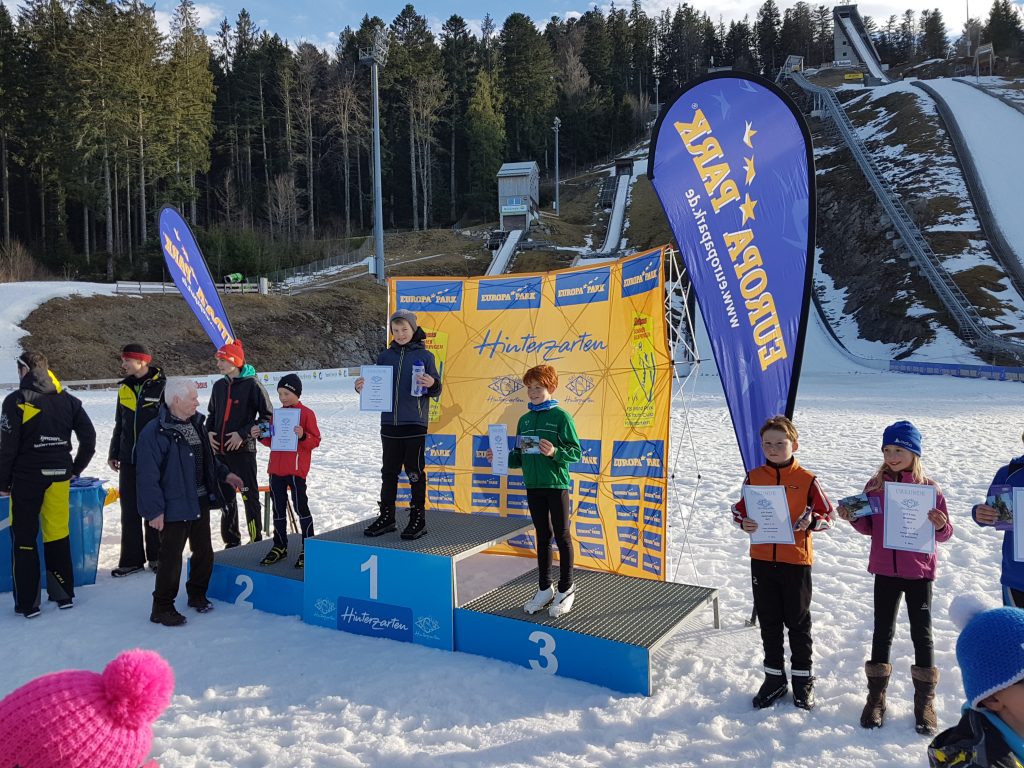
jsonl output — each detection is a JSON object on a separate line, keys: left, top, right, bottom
{"left": 137, "top": 378, "right": 242, "bottom": 626}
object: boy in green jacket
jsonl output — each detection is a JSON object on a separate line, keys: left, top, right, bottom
{"left": 487, "top": 365, "right": 582, "bottom": 617}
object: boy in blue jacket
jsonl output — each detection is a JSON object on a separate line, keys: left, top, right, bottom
{"left": 355, "top": 310, "right": 441, "bottom": 540}
{"left": 973, "top": 446, "right": 1024, "bottom": 607}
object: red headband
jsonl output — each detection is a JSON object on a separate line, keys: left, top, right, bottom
{"left": 122, "top": 351, "right": 152, "bottom": 363}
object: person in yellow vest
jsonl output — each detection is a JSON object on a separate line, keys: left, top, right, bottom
{"left": 731, "top": 415, "right": 833, "bottom": 711}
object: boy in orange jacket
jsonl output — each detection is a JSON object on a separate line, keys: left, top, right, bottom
{"left": 257, "top": 374, "right": 321, "bottom": 568}
{"left": 732, "top": 415, "right": 833, "bottom": 711}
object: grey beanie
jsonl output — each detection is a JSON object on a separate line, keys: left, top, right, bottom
{"left": 389, "top": 309, "right": 418, "bottom": 332}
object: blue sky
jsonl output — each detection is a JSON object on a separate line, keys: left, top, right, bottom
{"left": 0, "top": 0, "right": 1011, "bottom": 51}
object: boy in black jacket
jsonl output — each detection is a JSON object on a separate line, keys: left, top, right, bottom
{"left": 108, "top": 343, "right": 165, "bottom": 577}
{"left": 206, "top": 339, "right": 273, "bottom": 547}
{"left": 355, "top": 310, "right": 441, "bottom": 540}
{"left": 0, "top": 351, "right": 96, "bottom": 617}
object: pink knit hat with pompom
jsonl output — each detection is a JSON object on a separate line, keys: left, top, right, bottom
{"left": 0, "top": 649, "right": 174, "bottom": 768}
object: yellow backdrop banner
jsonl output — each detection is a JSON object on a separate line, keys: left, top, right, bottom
{"left": 388, "top": 247, "right": 672, "bottom": 580}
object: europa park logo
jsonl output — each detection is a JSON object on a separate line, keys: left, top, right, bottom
{"left": 489, "top": 375, "right": 524, "bottom": 399}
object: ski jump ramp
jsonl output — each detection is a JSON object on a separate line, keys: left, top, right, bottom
{"left": 486, "top": 229, "right": 524, "bottom": 276}
{"left": 834, "top": 6, "right": 889, "bottom": 83}
{"left": 597, "top": 174, "right": 631, "bottom": 254}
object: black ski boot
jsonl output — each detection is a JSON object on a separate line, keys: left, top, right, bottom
{"left": 364, "top": 504, "right": 397, "bottom": 537}
{"left": 792, "top": 673, "right": 816, "bottom": 711}
{"left": 401, "top": 506, "right": 428, "bottom": 540}
{"left": 752, "top": 672, "right": 788, "bottom": 709}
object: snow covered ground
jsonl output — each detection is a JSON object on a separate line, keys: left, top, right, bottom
{"left": 921, "top": 78, "right": 1024, "bottom": 274}
{"left": 1, "top": 363, "right": 1021, "bottom": 766}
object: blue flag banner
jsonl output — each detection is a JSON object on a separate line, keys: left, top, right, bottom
{"left": 648, "top": 73, "right": 814, "bottom": 471}
{"left": 158, "top": 206, "right": 235, "bottom": 349}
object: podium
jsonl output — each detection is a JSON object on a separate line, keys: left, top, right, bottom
{"left": 200, "top": 510, "right": 720, "bottom": 696}
{"left": 303, "top": 510, "right": 532, "bottom": 650}
{"left": 454, "top": 569, "right": 719, "bottom": 695}
{"left": 206, "top": 533, "right": 306, "bottom": 616}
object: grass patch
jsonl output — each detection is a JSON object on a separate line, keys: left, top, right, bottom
{"left": 624, "top": 176, "right": 675, "bottom": 252}
{"left": 508, "top": 250, "right": 576, "bottom": 273}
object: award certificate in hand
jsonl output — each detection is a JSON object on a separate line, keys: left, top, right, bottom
{"left": 1014, "top": 488, "right": 1024, "bottom": 562}
{"left": 883, "top": 482, "right": 937, "bottom": 554}
{"left": 360, "top": 365, "right": 393, "bottom": 412}
{"left": 271, "top": 407, "right": 300, "bottom": 452}
{"left": 488, "top": 424, "right": 509, "bottom": 476}
{"left": 742, "top": 485, "right": 796, "bottom": 545}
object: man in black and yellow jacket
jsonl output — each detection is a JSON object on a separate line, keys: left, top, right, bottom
{"left": 0, "top": 351, "right": 96, "bottom": 618}
{"left": 108, "top": 343, "right": 165, "bottom": 577}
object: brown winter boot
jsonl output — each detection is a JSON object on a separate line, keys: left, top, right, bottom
{"left": 911, "top": 665, "right": 940, "bottom": 735}
{"left": 860, "top": 661, "right": 892, "bottom": 728}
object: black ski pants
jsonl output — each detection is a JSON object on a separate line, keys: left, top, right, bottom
{"left": 10, "top": 476, "right": 73, "bottom": 614}
{"left": 751, "top": 559, "right": 813, "bottom": 674}
{"left": 526, "top": 488, "right": 574, "bottom": 594}
{"left": 870, "top": 574, "right": 933, "bottom": 668}
{"left": 380, "top": 435, "right": 426, "bottom": 510}
{"left": 218, "top": 451, "right": 261, "bottom": 547}
{"left": 269, "top": 474, "right": 314, "bottom": 549}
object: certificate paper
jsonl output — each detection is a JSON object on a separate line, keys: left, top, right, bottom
{"left": 742, "top": 485, "right": 796, "bottom": 546}
{"left": 883, "top": 482, "right": 937, "bottom": 554}
{"left": 488, "top": 424, "right": 509, "bottom": 476}
{"left": 1014, "top": 488, "right": 1024, "bottom": 562}
{"left": 271, "top": 407, "right": 300, "bottom": 452}
{"left": 360, "top": 365, "right": 393, "bottom": 412}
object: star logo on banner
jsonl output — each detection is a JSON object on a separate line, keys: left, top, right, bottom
{"left": 740, "top": 194, "right": 758, "bottom": 225}
{"left": 744, "top": 156, "right": 756, "bottom": 185}
{"left": 743, "top": 121, "right": 757, "bottom": 148}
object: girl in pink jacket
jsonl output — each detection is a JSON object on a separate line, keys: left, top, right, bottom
{"left": 838, "top": 421, "right": 952, "bottom": 737}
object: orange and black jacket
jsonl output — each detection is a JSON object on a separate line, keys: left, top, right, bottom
{"left": 0, "top": 366, "right": 96, "bottom": 491}
{"left": 206, "top": 368, "right": 273, "bottom": 455}
{"left": 108, "top": 365, "right": 165, "bottom": 465}
{"left": 732, "top": 457, "right": 833, "bottom": 566}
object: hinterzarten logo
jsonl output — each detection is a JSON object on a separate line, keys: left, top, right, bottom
{"left": 313, "top": 598, "right": 337, "bottom": 621}
{"left": 564, "top": 374, "right": 595, "bottom": 399}
{"left": 415, "top": 615, "right": 441, "bottom": 640}
{"left": 489, "top": 375, "right": 523, "bottom": 399}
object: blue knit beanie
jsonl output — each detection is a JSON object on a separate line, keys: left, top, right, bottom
{"left": 882, "top": 420, "right": 922, "bottom": 456}
{"left": 952, "top": 596, "right": 1024, "bottom": 708}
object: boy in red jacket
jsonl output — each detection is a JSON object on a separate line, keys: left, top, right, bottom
{"left": 257, "top": 374, "right": 321, "bottom": 568}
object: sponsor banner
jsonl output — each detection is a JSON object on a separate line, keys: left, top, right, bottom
{"left": 159, "top": 206, "right": 235, "bottom": 350}
{"left": 389, "top": 249, "right": 670, "bottom": 580}
{"left": 335, "top": 596, "right": 413, "bottom": 643}
{"left": 649, "top": 73, "right": 814, "bottom": 471}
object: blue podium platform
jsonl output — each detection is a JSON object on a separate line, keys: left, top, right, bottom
{"left": 454, "top": 569, "right": 719, "bottom": 695}
{"left": 206, "top": 534, "right": 306, "bottom": 616}
{"left": 303, "top": 510, "right": 533, "bottom": 651}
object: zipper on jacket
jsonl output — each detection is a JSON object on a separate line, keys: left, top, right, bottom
{"left": 220, "top": 378, "right": 234, "bottom": 453}
{"left": 773, "top": 464, "right": 782, "bottom": 563}
{"left": 394, "top": 348, "right": 406, "bottom": 426}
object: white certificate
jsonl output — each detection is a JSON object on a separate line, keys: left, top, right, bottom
{"left": 883, "top": 482, "right": 937, "bottom": 554}
{"left": 488, "top": 424, "right": 509, "bottom": 476}
{"left": 1014, "top": 488, "right": 1024, "bottom": 562}
{"left": 271, "top": 407, "right": 300, "bottom": 452}
{"left": 742, "top": 485, "right": 796, "bottom": 545}
{"left": 360, "top": 365, "right": 393, "bottom": 412}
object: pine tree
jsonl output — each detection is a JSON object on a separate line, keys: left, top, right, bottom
{"left": 499, "top": 13, "right": 556, "bottom": 160}
{"left": 920, "top": 9, "right": 949, "bottom": 59}
{"left": 465, "top": 70, "right": 504, "bottom": 217}
{"left": 755, "top": 0, "right": 782, "bottom": 75}
{"left": 986, "top": 0, "right": 1024, "bottom": 57}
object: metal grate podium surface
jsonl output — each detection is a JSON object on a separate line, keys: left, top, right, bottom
{"left": 313, "top": 510, "right": 533, "bottom": 561}
{"left": 462, "top": 569, "right": 719, "bottom": 649}
{"left": 212, "top": 534, "right": 306, "bottom": 581}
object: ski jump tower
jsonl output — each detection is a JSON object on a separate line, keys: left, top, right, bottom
{"left": 833, "top": 5, "right": 890, "bottom": 83}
